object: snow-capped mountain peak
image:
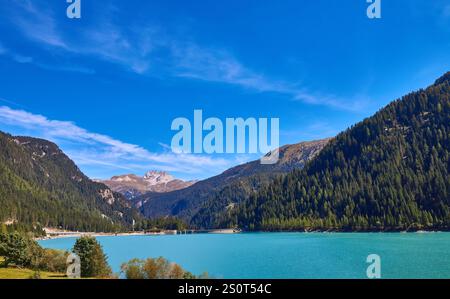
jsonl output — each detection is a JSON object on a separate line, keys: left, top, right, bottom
{"left": 143, "top": 170, "right": 175, "bottom": 185}
{"left": 99, "top": 170, "right": 196, "bottom": 200}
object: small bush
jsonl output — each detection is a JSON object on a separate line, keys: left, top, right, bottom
{"left": 121, "top": 257, "right": 198, "bottom": 279}
{"left": 39, "top": 249, "right": 69, "bottom": 273}
{"left": 120, "top": 258, "right": 146, "bottom": 279}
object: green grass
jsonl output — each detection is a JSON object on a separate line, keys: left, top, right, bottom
{"left": 0, "top": 257, "right": 66, "bottom": 279}
{"left": 0, "top": 267, "right": 67, "bottom": 279}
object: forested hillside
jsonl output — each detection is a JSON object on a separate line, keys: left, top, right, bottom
{"left": 0, "top": 132, "right": 141, "bottom": 233}
{"left": 139, "top": 139, "right": 330, "bottom": 221}
{"left": 211, "top": 72, "right": 450, "bottom": 231}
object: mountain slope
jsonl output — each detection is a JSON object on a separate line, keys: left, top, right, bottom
{"left": 216, "top": 72, "right": 450, "bottom": 231}
{"left": 99, "top": 171, "right": 196, "bottom": 200}
{"left": 139, "top": 139, "right": 330, "bottom": 221}
{"left": 0, "top": 132, "right": 140, "bottom": 232}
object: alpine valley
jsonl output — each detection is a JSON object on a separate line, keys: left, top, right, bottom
{"left": 1, "top": 72, "right": 449, "bottom": 234}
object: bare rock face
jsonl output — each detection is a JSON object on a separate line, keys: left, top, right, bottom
{"left": 98, "top": 171, "right": 197, "bottom": 200}
{"left": 99, "top": 189, "right": 116, "bottom": 205}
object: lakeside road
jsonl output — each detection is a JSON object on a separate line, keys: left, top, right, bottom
{"left": 36, "top": 228, "right": 241, "bottom": 241}
{"left": 36, "top": 231, "right": 149, "bottom": 241}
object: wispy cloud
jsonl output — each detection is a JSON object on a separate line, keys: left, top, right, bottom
{"left": 0, "top": 97, "right": 27, "bottom": 109}
{"left": 33, "top": 62, "right": 96, "bottom": 74}
{"left": 0, "top": 105, "right": 240, "bottom": 179}
{"left": 0, "top": 42, "right": 30, "bottom": 63}
{"left": 172, "top": 44, "right": 289, "bottom": 93}
{"left": 172, "top": 43, "right": 371, "bottom": 111}
{"left": 0, "top": 43, "right": 95, "bottom": 74}
{"left": 76, "top": 24, "right": 162, "bottom": 74}
{"left": 12, "top": 0, "right": 68, "bottom": 49}
{"left": 7, "top": 1, "right": 161, "bottom": 74}
{"left": 3, "top": 0, "right": 369, "bottom": 112}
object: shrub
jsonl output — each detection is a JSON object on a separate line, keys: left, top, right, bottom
{"left": 121, "top": 257, "right": 197, "bottom": 279}
{"left": 120, "top": 258, "right": 146, "bottom": 279}
{"left": 39, "top": 249, "right": 69, "bottom": 273}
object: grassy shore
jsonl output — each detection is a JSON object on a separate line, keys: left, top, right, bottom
{"left": 0, "top": 267, "right": 66, "bottom": 279}
{"left": 0, "top": 257, "right": 66, "bottom": 279}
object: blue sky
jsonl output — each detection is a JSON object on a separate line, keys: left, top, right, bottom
{"left": 0, "top": 0, "right": 449, "bottom": 180}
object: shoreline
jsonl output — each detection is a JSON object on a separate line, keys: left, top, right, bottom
{"left": 36, "top": 228, "right": 241, "bottom": 241}
{"left": 36, "top": 231, "right": 149, "bottom": 241}
{"left": 36, "top": 228, "right": 447, "bottom": 241}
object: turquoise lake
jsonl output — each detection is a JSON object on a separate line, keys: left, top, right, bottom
{"left": 39, "top": 233, "right": 450, "bottom": 279}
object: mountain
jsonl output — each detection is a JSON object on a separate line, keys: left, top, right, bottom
{"left": 210, "top": 72, "right": 450, "bottom": 231}
{"left": 98, "top": 171, "right": 196, "bottom": 200}
{"left": 139, "top": 138, "right": 331, "bottom": 221}
{"left": 0, "top": 131, "right": 141, "bottom": 232}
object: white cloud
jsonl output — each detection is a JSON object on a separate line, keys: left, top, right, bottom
{"left": 4, "top": 1, "right": 369, "bottom": 112}
{"left": 172, "top": 43, "right": 370, "bottom": 111}
{"left": 0, "top": 105, "right": 241, "bottom": 179}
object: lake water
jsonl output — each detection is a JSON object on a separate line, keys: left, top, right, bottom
{"left": 39, "top": 232, "right": 450, "bottom": 279}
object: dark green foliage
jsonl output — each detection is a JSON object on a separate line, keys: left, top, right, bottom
{"left": 0, "top": 132, "right": 142, "bottom": 233}
{"left": 2, "top": 223, "right": 46, "bottom": 237}
{"left": 205, "top": 72, "right": 450, "bottom": 232}
{"left": 135, "top": 217, "right": 189, "bottom": 231}
{"left": 0, "top": 232, "right": 69, "bottom": 272}
{"left": 191, "top": 174, "right": 278, "bottom": 229}
{"left": 73, "top": 236, "right": 112, "bottom": 278}
{"left": 0, "top": 232, "right": 34, "bottom": 267}
{"left": 121, "top": 257, "right": 198, "bottom": 279}
{"left": 0, "top": 231, "right": 49, "bottom": 271}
